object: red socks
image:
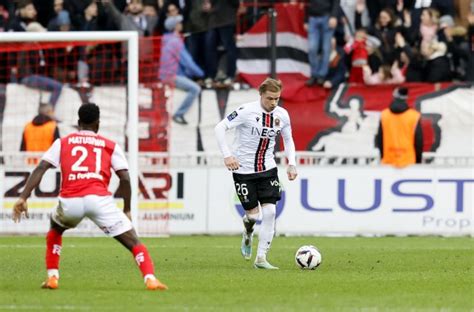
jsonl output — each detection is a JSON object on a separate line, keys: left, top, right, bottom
{"left": 46, "top": 231, "right": 155, "bottom": 280}
{"left": 132, "top": 244, "right": 155, "bottom": 277}
{"left": 45, "top": 228, "right": 63, "bottom": 271}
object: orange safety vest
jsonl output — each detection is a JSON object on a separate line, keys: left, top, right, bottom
{"left": 380, "top": 108, "right": 420, "bottom": 168}
{"left": 23, "top": 120, "right": 57, "bottom": 152}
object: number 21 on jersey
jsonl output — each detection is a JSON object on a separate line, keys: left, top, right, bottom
{"left": 71, "top": 146, "right": 102, "bottom": 174}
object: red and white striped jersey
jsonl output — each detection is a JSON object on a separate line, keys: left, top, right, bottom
{"left": 217, "top": 101, "right": 295, "bottom": 174}
{"left": 42, "top": 130, "right": 128, "bottom": 197}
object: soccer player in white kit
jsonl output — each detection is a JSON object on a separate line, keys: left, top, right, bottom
{"left": 12, "top": 103, "right": 168, "bottom": 290}
{"left": 215, "top": 78, "right": 297, "bottom": 269}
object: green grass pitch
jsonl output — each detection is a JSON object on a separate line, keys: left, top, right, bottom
{"left": 0, "top": 236, "right": 472, "bottom": 311}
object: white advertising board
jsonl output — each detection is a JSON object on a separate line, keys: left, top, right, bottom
{"left": 207, "top": 166, "right": 474, "bottom": 236}
{"left": 1, "top": 166, "right": 472, "bottom": 236}
{"left": 0, "top": 168, "right": 207, "bottom": 235}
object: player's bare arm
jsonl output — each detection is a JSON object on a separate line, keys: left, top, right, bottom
{"left": 115, "top": 169, "right": 132, "bottom": 220}
{"left": 13, "top": 160, "right": 53, "bottom": 223}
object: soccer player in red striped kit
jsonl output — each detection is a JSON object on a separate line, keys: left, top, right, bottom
{"left": 12, "top": 103, "right": 167, "bottom": 291}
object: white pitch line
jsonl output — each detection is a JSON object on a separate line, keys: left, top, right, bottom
{"left": 0, "top": 305, "right": 92, "bottom": 311}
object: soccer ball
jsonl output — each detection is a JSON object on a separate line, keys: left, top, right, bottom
{"left": 295, "top": 245, "right": 322, "bottom": 270}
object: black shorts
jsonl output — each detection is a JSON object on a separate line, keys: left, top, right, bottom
{"left": 232, "top": 167, "right": 281, "bottom": 210}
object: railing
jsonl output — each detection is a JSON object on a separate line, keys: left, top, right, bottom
{"left": 1, "top": 152, "right": 473, "bottom": 168}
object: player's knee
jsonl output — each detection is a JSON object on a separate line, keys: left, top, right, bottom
{"left": 262, "top": 204, "right": 276, "bottom": 219}
{"left": 246, "top": 210, "right": 259, "bottom": 222}
{"left": 115, "top": 229, "right": 141, "bottom": 251}
{"left": 245, "top": 207, "right": 259, "bottom": 220}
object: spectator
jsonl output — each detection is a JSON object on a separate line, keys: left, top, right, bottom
{"left": 159, "top": 15, "right": 204, "bottom": 125}
{"left": 376, "top": 87, "right": 423, "bottom": 167}
{"left": 79, "top": 1, "right": 99, "bottom": 31}
{"left": 7, "top": 0, "right": 37, "bottom": 32}
{"left": 368, "top": 8, "right": 398, "bottom": 63}
{"left": 48, "top": 10, "right": 72, "bottom": 31}
{"left": 47, "top": 13, "right": 78, "bottom": 83}
{"left": 344, "top": 28, "right": 369, "bottom": 83}
{"left": 409, "top": 0, "right": 453, "bottom": 31}
{"left": 418, "top": 8, "right": 439, "bottom": 47}
{"left": 185, "top": 0, "right": 211, "bottom": 74}
{"left": 365, "top": 0, "right": 393, "bottom": 25}
{"left": 20, "top": 103, "right": 60, "bottom": 153}
{"left": 394, "top": 31, "right": 425, "bottom": 82}
{"left": 14, "top": 22, "right": 64, "bottom": 108}
{"left": 322, "top": 38, "right": 347, "bottom": 89}
{"left": 204, "top": 0, "right": 239, "bottom": 86}
{"left": 102, "top": 0, "right": 159, "bottom": 73}
{"left": 143, "top": 3, "right": 158, "bottom": 17}
{"left": 47, "top": 0, "right": 65, "bottom": 31}
{"left": 102, "top": 0, "right": 158, "bottom": 36}
{"left": 362, "top": 61, "right": 405, "bottom": 84}
{"left": 156, "top": 1, "right": 189, "bottom": 35}
{"left": 341, "top": 0, "right": 370, "bottom": 37}
{"left": 421, "top": 39, "right": 451, "bottom": 82}
{"left": 366, "top": 34, "right": 383, "bottom": 72}
{"left": 305, "top": 0, "right": 339, "bottom": 86}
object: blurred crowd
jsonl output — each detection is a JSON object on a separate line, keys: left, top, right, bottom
{"left": 302, "top": 0, "right": 474, "bottom": 87}
{"left": 0, "top": 0, "right": 472, "bottom": 93}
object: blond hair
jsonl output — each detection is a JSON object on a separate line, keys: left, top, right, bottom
{"left": 258, "top": 78, "right": 282, "bottom": 94}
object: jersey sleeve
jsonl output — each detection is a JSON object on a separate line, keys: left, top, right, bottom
{"left": 111, "top": 144, "right": 129, "bottom": 171}
{"left": 222, "top": 105, "right": 248, "bottom": 129}
{"left": 281, "top": 112, "right": 296, "bottom": 166}
{"left": 41, "top": 138, "right": 61, "bottom": 167}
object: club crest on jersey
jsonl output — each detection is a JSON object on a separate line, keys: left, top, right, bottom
{"left": 275, "top": 118, "right": 280, "bottom": 126}
{"left": 227, "top": 111, "right": 238, "bottom": 121}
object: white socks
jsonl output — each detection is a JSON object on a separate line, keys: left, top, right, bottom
{"left": 144, "top": 274, "right": 156, "bottom": 283}
{"left": 47, "top": 269, "right": 59, "bottom": 278}
{"left": 256, "top": 204, "right": 276, "bottom": 259}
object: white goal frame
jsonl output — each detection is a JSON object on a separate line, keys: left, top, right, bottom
{"left": 0, "top": 31, "right": 140, "bottom": 229}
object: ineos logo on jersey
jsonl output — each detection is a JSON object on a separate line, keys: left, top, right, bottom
{"left": 251, "top": 127, "right": 281, "bottom": 138}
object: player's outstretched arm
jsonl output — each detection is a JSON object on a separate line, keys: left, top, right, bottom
{"left": 13, "top": 160, "right": 53, "bottom": 223}
{"left": 115, "top": 170, "right": 132, "bottom": 220}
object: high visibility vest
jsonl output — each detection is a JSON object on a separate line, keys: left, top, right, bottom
{"left": 23, "top": 120, "right": 57, "bottom": 152}
{"left": 380, "top": 108, "right": 420, "bottom": 167}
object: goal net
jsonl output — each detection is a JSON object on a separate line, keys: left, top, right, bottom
{"left": 0, "top": 31, "right": 170, "bottom": 236}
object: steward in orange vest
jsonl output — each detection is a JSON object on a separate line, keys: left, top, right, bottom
{"left": 375, "top": 87, "right": 423, "bottom": 167}
{"left": 20, "top": 103, "right": 60, "bottom": 153}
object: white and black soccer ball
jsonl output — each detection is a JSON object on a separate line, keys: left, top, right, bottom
{"left": 295, "top": 245, "right": 322, "bottom": 270}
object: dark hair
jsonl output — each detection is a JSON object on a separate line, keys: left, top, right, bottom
{"left": 393, "top": 87, "right": 409, "bottom": 99}
{"left": 17, "top": 0, "right": 33, "bottom": 9}
{"left": 78, "top": 103, "right": 100, "bottom": 124}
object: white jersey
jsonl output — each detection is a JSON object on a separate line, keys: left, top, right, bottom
{"left": 216, "top": 101, "right": 296, "bottom": 174}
